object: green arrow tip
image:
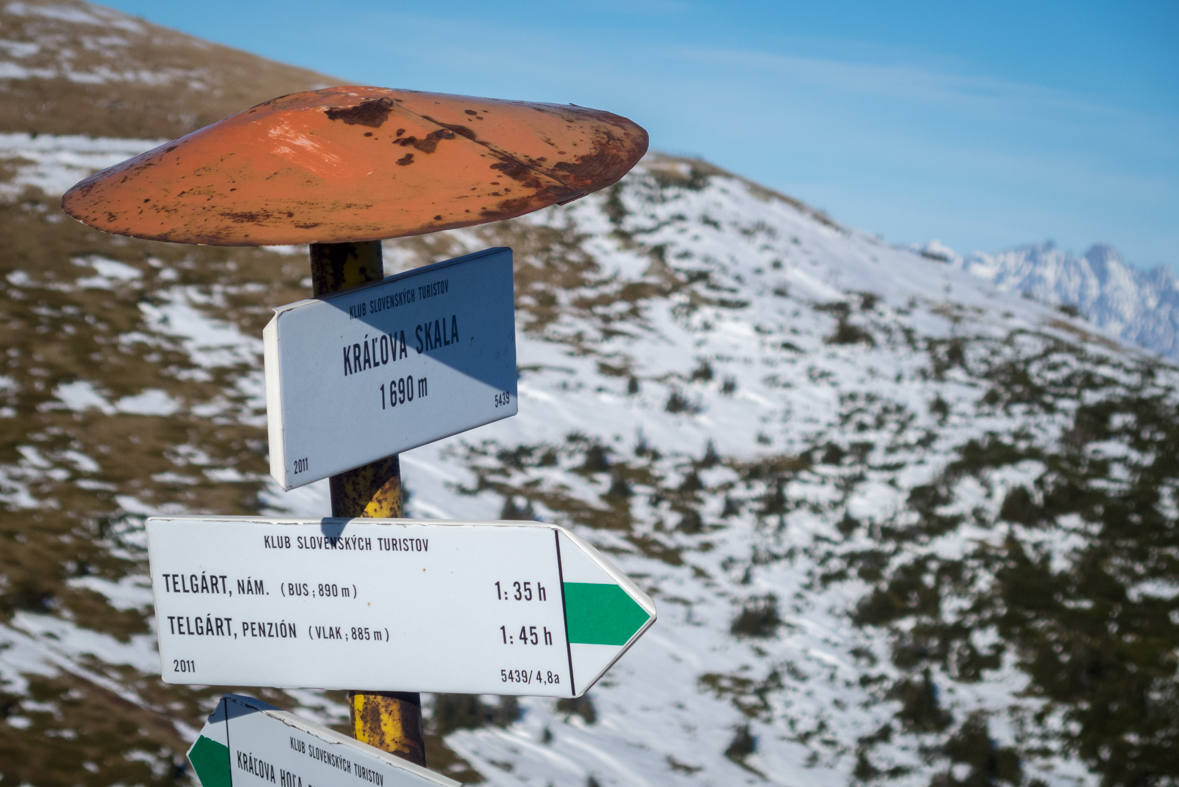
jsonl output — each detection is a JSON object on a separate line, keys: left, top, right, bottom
{"left": 189, "top": 735, "right": 231, "bottom": 787}
{"left": 564, "top": 582, "right": 651, "bottom": 646}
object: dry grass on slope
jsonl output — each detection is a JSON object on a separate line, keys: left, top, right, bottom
{"left": 0, "top": 0, "right": 340, "bottom": 139}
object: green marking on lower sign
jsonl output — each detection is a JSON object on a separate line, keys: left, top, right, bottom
{"left": 188, "top": 735, "right": 231, "bottom": 787}
{"left": 564, "top": 582, "right": 650, "bottom": 645}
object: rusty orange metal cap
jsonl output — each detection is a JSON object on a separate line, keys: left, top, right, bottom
{"left": 61, "top": 86, "right": 648, "bottom": 246}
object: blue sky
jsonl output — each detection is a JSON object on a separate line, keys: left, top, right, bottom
{"left": 103, "top": 0, "right": 1178, "bottom": 271}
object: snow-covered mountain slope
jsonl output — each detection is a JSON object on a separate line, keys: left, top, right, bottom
{"left": 932, "top": 240, "right": 1179, "bottom": 362}
{"left": 0, "top": 0, "right": 337, "bottom": 138}
{"left": 1, "top": 129, "right": 1176, "bottom": 787}
{"left": 0, "top": 5, "right": 1177, "bottom": 786}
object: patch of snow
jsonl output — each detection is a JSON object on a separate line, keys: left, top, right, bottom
{"left": 5, "top": 1, "right": 143, "bottom": 32}
{"left": 6, "top": 611, "right": 158, "bottom": 688}
{"left": 203, "top": 467, "right": 247, "bottom": 482}
{"left": 53, "top": 380, "right": 114, "bottom": 414}
{"left": 61, "top": 449, "right": 100, "bottom": 473}
{"left": 1127, "top": 579, "right": 1179, "bottom": 602}
{"left": 0, "top": 39, "right": 40, "bottom": 57}
{"left": 0, "top": 61, "right": 53, "bottom": 79}
{"left": 140, "top": 287, "right": 261, "bottom": 371}
{"left": 916, "top": 239, "right": 957, "bottom": 262}
{"left": 0, "top": 133, "right": 164, "bottom": 197}
{"left": 72, "top": 256, "right": 142, "bottom": 289}
{"left": 67, "top": 574, "right": 153, "bottom": 612}
{"left": 115, "top": 388, "right": 180, "bottom": 416}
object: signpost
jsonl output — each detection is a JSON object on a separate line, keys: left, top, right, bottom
{"left": 64, "top": 84, "right": 650, "bottom": 770}
{"left": 188, "top": 694, "right": 458, "bottom": 787}
{"left": 264, "top": 247, "right": 518, "bottom": 490}
{"left": 148, "top": 517, "right": 656, "bottom": 697}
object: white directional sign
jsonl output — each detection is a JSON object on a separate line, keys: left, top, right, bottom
{"left": 188, "top": 694, "right": 457, "bottom": 787}
{"left": 148, "top": 517, "right": 656, "bottom": 696}
{"left": 264, "top": 247, "right": 518, "bottom": 490}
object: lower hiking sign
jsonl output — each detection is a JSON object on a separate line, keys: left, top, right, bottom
{"left": 189, "top": 694, "right": 457, "bottom": 787}
{"left": 147, "top": 517, "right": 656, "bottom": 696}
{"left": 264, "top": 247, "right": 518, "bottom": 490}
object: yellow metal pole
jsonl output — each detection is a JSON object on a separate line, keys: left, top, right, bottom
{"left": 308, "top": 240, "right": 427, "bottom": 768}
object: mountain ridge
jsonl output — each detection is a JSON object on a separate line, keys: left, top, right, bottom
{"left": 925, "top": 239, "right": 1179, "bottom": 361}
{"left": 0, "top": 4, "right": 1176, "bottom": 787}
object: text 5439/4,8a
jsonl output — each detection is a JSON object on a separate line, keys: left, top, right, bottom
{"left": 501, "top": 669, "right": 561, "bottom": 686}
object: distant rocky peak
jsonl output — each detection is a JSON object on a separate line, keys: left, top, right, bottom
{"left": 951, "top": 239, "right": 1179, "bottom": 360}
{"left": 1084, "top": 242, "right": 1122, "bottom": 267}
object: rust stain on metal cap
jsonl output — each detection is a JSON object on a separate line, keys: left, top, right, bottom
{"left": 61, "top": 86, "right": 648, "bottom": 246}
